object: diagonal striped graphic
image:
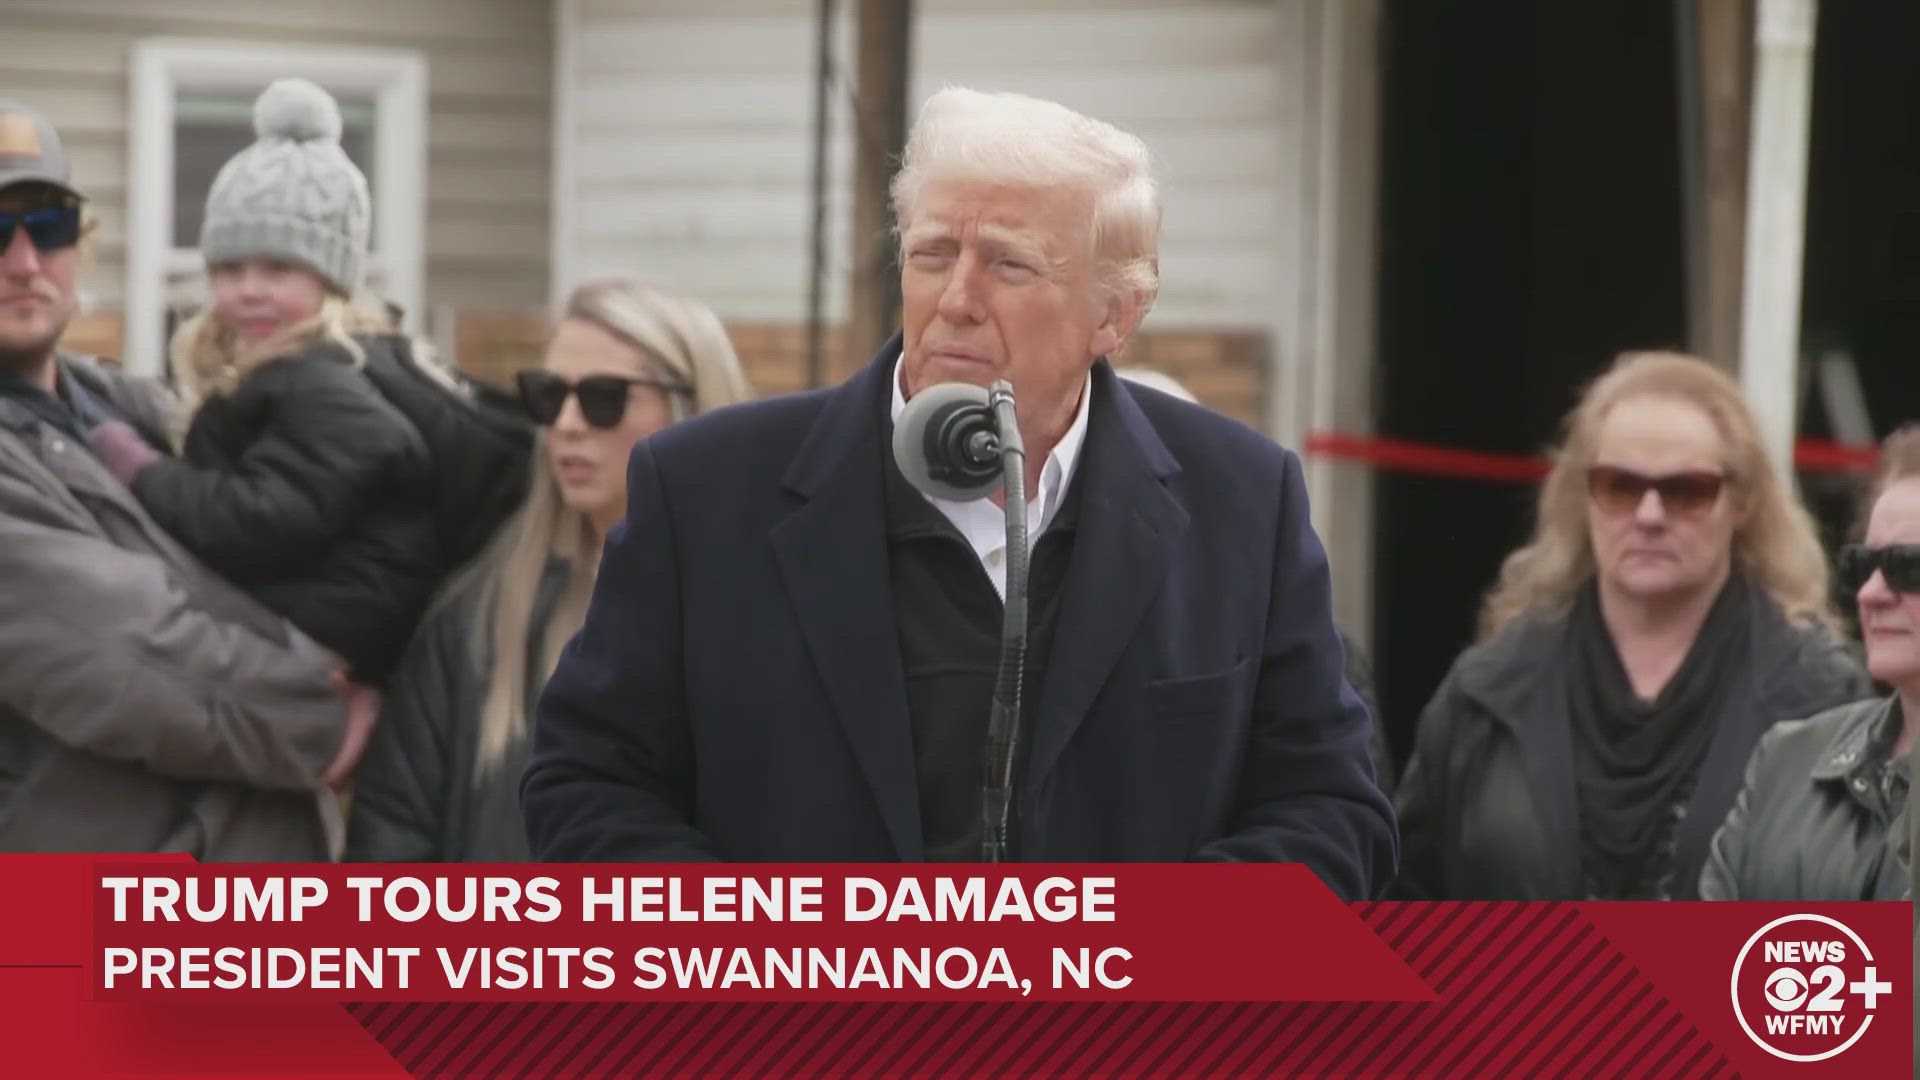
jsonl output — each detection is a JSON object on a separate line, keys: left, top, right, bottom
{"left": 345, "top": 903, "right": 1738, "bottom": 1077}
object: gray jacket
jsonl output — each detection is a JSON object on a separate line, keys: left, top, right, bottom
{"left": 1700, "top": 695, "right": 1910, "bottom": 901}
{"left": 0, "top": 354, "right": 347, "bottom": 857}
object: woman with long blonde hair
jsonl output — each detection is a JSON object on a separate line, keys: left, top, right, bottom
{"left": 1394, "top": 351, "right": 1869, "bottom": 899}
{"left": 346, "top": 279, "right": 753, "bottom": 860}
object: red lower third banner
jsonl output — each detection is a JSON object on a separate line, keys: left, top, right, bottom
{"left": 0, "top": 857, "right": 1908, "bottom": 1077}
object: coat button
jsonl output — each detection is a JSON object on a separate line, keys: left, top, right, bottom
{"left": 49, "top": 438, "right": 64, "bottom": 453}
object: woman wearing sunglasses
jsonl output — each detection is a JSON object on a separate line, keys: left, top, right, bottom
{"left": 1394, "top": 352, "right": 1870, "bottom": 899}
{"left": 1700, "top": 427, "right": 1920, "bottom": 900}
{"left": 346, "top": 279, "right": 752, "bottom": 860}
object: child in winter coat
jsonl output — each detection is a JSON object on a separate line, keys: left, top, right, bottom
{"left": 89, "top": 79, "right": 439, "bottom": 683}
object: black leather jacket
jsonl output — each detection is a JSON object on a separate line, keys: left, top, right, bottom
{"left": 1699, "top": 696, "right": 1911, "bottom": 900}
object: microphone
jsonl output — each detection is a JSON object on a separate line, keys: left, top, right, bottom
{"left": 892, "top": 380, "right": 1029, "bottom": 863}
{"left": 891, "top": 382, "right": 1003, "bottom": 501}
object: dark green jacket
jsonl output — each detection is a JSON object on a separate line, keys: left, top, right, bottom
{"left": 1700, "top": 695, "right": 1910, "bottom": 901}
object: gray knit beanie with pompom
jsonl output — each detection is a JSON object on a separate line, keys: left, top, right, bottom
{"left": 199, "top": 78, "right": 371, "bottom": 294}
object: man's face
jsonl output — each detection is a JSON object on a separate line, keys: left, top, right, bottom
{"left": 0, "top": 183, "right": 80, "bottom": 371}
{"left": 898, "top": 178, "right": 1123, "bottom": 444}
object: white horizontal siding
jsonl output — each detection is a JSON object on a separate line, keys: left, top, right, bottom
{"left": 0, "top": 0, "right": 553, "bottom": 325}
{"left": 559, "top": 0, "right": 1285, "bottom": 327}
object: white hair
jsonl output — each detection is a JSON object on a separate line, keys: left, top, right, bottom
{"left": 890, "top": 87, "right": 1162, "bottom": 322}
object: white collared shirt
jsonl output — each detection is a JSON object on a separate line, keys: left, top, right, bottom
{"left": 889, "top": 352, "right": 1091, "bottom": 600}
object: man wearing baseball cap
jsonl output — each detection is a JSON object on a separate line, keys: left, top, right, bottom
{"left": 0, "top": 100, "right": 374, "bottom": 858}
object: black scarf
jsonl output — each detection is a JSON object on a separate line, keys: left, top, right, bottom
{"left": 1566, "top": 573, "right": 1750, "bottom": 899}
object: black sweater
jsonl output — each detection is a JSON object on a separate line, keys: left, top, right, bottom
{"left": 883, "top": 450, "right": 1079, "bottom": 860}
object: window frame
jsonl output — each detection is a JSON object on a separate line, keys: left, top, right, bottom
{"left": 126, "top": 38, "right": 427, "bottom": 377}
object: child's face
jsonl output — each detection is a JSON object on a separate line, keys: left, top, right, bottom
{"left": 208, "top": 258, "right": 330, "bottom": 347}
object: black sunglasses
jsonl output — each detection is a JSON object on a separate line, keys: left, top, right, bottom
{"left": 0, "top": 203, "right": 81, "bottom": 252}
{"left": 516, "top": 369, "right": 691, "bottom": 429}
{"left": 1587, "top": 465, "right": 1729, "bottom": 518}
{"left": 1837, "top": 543, "right": 1920, "bottom": 595}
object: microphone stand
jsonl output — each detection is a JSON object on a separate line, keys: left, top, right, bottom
{"left": 982, "top": 380, "right": 1027, "bottom": 863}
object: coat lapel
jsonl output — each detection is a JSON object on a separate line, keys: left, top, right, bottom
{"left": 769, "top": 337, "right": 924, "bottom": 859}
{"left": 1024, "top": 364, "right": 1188, "bottom": 793}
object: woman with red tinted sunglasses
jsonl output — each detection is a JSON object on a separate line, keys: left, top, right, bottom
{"left": 1701, "top": 426, "right": 1920, "bottom": 900}
{"left": 346, "top": 279, "right": 752, "bottom": 860}
{"left": 1395, "top": 352, "right": 1870, "bottom": 900}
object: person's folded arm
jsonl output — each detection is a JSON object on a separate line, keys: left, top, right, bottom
{"left": 127, "top": 363, "right": 405, "bottom": 579}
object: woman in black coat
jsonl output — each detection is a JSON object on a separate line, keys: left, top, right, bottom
{"left": 1394, "top": 353, "right": 1870, "bottom": 900}
{"left": 345, "top": 280, "right": 753, "bottom": 860}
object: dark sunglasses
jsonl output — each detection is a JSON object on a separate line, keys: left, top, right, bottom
{"left": 1837, "top": 543, "right": 1920, "bottom": 595}
{"left": 0, "top": 203, "right": 82, "bottom": 252}
{"left": 1587, "top": 465, "right": 1729, "bottom": 518}
{"left": 516, "top": 369, "right": 691, "bottom": 429}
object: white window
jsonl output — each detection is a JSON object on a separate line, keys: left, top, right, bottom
{"left": 126, "top": 39, "right": 427, "bottom": 378}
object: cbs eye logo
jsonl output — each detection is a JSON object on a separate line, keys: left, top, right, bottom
{"left": 1730, "top": 913, "right": 1894, "bottom": 1063}
{"left": 1762, "top": 967, "right": 1808, "bottom": 1012}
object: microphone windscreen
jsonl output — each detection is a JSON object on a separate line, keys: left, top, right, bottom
{"left": 893, "top": 382, "right": 1001, "bottom": 501}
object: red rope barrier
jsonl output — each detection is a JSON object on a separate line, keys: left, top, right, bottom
{"left": 1303, "top": 432, "right": 1880, "bottom": 483}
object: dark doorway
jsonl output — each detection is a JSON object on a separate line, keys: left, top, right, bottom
{"left": 1800, "top": 2, "right": 1920, "bottom": 441}
{"left": 1372, "top": 0, "right": 1689, "bottom": 762}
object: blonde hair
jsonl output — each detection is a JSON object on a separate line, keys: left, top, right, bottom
{"left": 1479, "top": 350, "right": 1836, "bottom": 639}
{"left": 470, "top": 280, "right": 754, "bottom": 775}
{"left": 169, "top": 292, "right": 391, "bottom": 415}
{"left": 1870, "top": 425, "right": 1920, "bottom": 503}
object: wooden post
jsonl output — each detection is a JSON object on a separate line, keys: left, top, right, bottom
{"left": 844, "top": 0, "right": 914, "bottom": 379}
{"left": 1692, "top": 0, "right": 1755, "bottom": 369}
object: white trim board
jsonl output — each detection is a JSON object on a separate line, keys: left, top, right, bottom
{"left": 125, "top": 38, "right": 428, "bottom": 377}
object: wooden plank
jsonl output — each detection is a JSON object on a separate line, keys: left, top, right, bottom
{"left": 432, "top": 113, "right": 549, "bottom": 154}
{"left": 912, "top": 7, "right": 1275, "bottom": 68}
{"left": 430, "top": 165, "right": 552, "bottom": 207}
{"left": 575, "top": 6, "right": 1271, "bottom": 75}
{"left": 3, "top": 0, "right": 548, "bottom": 47}
{"left": 428, "top": 216, "right": 549, "bottom": 262}
{"left": 428, "top": 266, "right": 550, "bottom": 308}
{"left": 570, "top": 126, "right": 1277, "bottom": 189}
{"left": 575, "top": 16, "right": 832, "bottom": 76}
{"left": 575, "top": 75, "right": 828, "bottom": 130}
{"left": 905, "top": 66, "right": 1282, "bottom": 124}
{"left": 585, "top": 0, "right": 1265, "bottom": 16}
{"left": 573, "top": 190, "right": 847, "bottom": 242}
